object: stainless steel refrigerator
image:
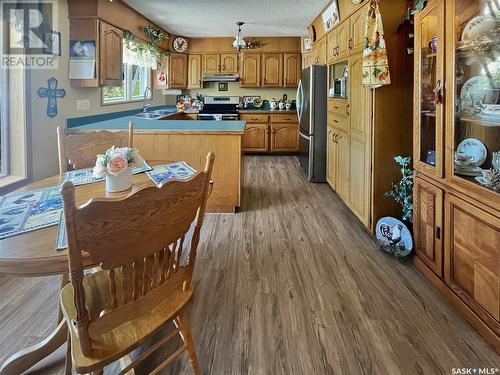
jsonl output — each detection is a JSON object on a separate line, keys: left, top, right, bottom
{"left": 296, "top": 65, "right": 327, "bottom": 182}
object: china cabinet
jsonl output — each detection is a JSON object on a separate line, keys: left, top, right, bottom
{"left": 413, "top": 0, "right": 500, "bottom": 352}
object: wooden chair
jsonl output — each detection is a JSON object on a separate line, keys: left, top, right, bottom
{"left": 57, "top": 122, "right": 134, "bottom": 174}
{"left": 59, "top": 152, "right": 215, "bottom": 375}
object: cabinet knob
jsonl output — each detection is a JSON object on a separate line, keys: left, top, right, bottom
{"left": 435, "top": 226, "right": 441, "bottom": 240}
{"left": 345, "top": 104, "right": 350, "bottom": 116}
{"left": 348, "top": 38, "right": 352, "bottom": 50}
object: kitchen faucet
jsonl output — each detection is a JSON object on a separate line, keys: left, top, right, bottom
{"left": 143, "top": 87, "right": 152, "bottom": 112}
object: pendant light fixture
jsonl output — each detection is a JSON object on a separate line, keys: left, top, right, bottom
{"left": 233, "top": 21, "right": 246, "bottom": 51}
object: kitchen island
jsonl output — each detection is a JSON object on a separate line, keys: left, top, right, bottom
{"left": 69, "top": 117, "right": 245, "bottom": 213}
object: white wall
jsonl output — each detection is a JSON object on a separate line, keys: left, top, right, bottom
{"left": 28, "top": 0, "right": 170, "bottom": 181}
{"left": 183, "top": 82, "right": 296, "bottom": 102}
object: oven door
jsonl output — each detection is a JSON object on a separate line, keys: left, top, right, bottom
{"left": 298, "top": 130, "right": 313, "bottom": 180}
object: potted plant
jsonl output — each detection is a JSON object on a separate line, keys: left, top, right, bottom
{"left": 93, "top": 146, "right": 143, "bottom": 193}
{"left": 385, "top": 155, "right": 413, "bottom": 226}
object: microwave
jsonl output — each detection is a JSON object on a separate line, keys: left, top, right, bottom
{"left": 332, "top": 77, "right": 348, "bottom": 98}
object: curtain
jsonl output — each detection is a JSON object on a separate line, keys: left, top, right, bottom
{"left": 123, "top": 43, "right": 157, "bottom": 70}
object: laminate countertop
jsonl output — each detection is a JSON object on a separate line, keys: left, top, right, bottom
{"left": 70, "top": 116, "right": 246, "bottom": 135}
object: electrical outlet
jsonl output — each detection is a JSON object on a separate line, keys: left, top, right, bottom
{"left": 283, "top": 94, "right": 288, "bottom": 101}
{"left": 76, "top": 99, "right": 90, "bottom": 111}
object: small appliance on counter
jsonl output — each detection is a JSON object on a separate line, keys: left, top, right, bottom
{"left": 198, "top": 96, "right": 239, "bottom": 120}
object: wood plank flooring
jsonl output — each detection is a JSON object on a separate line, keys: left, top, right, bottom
{"left": 0, "top": 156, "right": 498, "bottom": 374}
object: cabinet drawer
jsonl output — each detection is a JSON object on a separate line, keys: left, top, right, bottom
{"left": 328, "top": 113, "right": 349, "bottom": 131}
{"left": 240, "top": 113, "right": 269, "bottom": 123}
{"left": 270, "top": 114, "right": 297, "bottom": 123}
{"left": 328, "top": 99, "right": 349, "bottom": 116}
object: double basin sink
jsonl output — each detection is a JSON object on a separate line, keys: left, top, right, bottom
{"left": 133, "top": 109, "right": 177, "bottom": 120}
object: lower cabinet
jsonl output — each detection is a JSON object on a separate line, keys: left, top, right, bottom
{"left": 240, "top": 113, "right": 298, "bottom": 153}
{"left": 349, "top": 135, "right": 371, "bottom": 227}
{"left": 242, "top": 124, "right": 268, "bottom": 152}
{"left": 326, "top": 126, "right": 350, "bottom": 202}
{"left": 413, "top": 176, "right": 444, "bottom": 276}
{"left": 444, "top": 194, "right": 500, "bottom": 334}
{"left": 326, "top": 127, "right": 336, "bottom": 189}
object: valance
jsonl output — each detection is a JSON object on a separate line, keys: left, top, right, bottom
{"left": 123, "top": 42, "right": 157, "bottom": 70}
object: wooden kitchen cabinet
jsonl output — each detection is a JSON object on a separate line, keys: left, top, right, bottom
{"left": 335, "top": 129, "right": 350, "bottom": 202}
{"left": 242, "top": 124, "right": 269, "bottom": 153}
{"left": 240, "top": 53, "right": 261, "bottom": 87}
{"left": 220, "top": 53, "right": 238, "bottom": 73}
{"left": 413, "top": 176, "right": 444, "bottom": 276}
{"left": 168, "top": 53, "right": 187, "bottom": 89}
{"left": 187, "top": 54, "right": 202, "bottom": 89}
{"left": 337, "top": 20, "right": 351, "bottom": 61}
{"left": 313, "top": 36, "right": 327, "bottom": 65}
{"left": 283, "top": 54, "right": 301, "bottom": 87}
{"left": 302, "top": 52, "right": 313, "bottom": 69}
{"left": 326, "top": 127, "right": 336, "bottom": 190}
{"left": 444, "top": 194, "right": 500, "bottom": 335}
{"left": 261, "top": 54, "right": 283, "bottom": 87}
{"left": 350, "top": 3, "right": 369, "bottom": 54}
{"left": 271, "top": 123, "right": 299, "bottom": 152}
{"left": 202, "top": 54, "right": 220, "bottom": 74}
{"left": 99, "top": 21, "right": 123, "bottom": 86}
{"left": 327, "top": 29, "right": 338, "bottom": 64}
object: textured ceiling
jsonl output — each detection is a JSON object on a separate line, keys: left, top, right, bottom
{"left": 123, "top": 0, "right": 330, "bottom": 37}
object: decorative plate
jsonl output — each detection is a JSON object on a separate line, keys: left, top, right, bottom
{"left": 461, "top": 15, "right": 497, "bottom": 42}
{"left": 375, "top": 217, "right": 413, "bottom": 258}
{"left": 459, "top": 76, "right": 499, "bottom": 110}
{"left": 456, "top": 138, "right": 487, "bottom": 167}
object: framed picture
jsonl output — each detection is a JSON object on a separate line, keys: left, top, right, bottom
{"left": 218, "top": 82, "right": 228, "bottom": 91}
{"left": 43, "top": 31, "right": 61, "bottom": 56}
{"left": 243, "top": 95, "right": 260, "bottom": 105}
{"left": 322, "top": 1, "right": 340, "bottom": 32}
{"left": 69, "top": 40, "right": 96, "bottom": 58}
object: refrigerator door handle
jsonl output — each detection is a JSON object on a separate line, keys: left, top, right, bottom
{"left": 296, "top": 78, "right": 303, "bottom": 123}
{"left": 299, "top": 130, "right": 311, "bottom": 140}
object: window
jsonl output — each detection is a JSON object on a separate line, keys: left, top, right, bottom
{"left": 0, "top": 69, "right": 5, "bottom": 177}
{"left": 102, "top": 63, "right": 150, "bottom": 104}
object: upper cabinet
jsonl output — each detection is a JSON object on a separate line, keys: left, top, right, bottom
{"left": 261, "top": 53, "right": 283, "bottom": 87}
{"left": 99, "top": 21, "right": 123, "bottom": 86}
{"left": 350, "top": 3, "right": 369, "bottom": 54}
{"left": 202, "top": 54, "right": 220, "bottom": 74}
{"left": 169, "top": 53, "right": 188, "bottom": 89}
{"left": 240, "top": 53, "right": 261, "bottom": 87}
{"left": 187, "top": 54, "right": 202, "bottom": 89}
{"left": 302, "top": 52, "right": 313, "bottom": 69}
{"left": 220, "top": 53, "right": 238, "bottom": 73}
{"left": 414, "top": 0, "right": 445, "bottom": 179}
{"left": 313, "top": 36, "right": 327, "bottom": 65}
{"left": 336, "top": 20, "right": 350, "bottom": 61}
{"left": 284, "top": 54, "right": 301, "bottom": 87}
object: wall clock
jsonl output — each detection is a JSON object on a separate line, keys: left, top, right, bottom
{"left": 307, "top": 25, "right": 316, "bottom": 43}
{"left": 172, "top": 36, "right": 188, "bottom": 53}
{"left": 352, "top": 0, "right": 364, "bottom": 4}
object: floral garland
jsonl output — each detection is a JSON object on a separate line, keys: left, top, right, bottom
{"left": 123, "top": 30, "right": 170, "bottom": 61}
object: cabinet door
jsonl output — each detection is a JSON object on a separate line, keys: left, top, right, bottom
{"left": 413, "top": 177, "right": 444, "bottom": 276}
{"left": 327, "top": 29, "right": 338, "bottom": 64}
{"left": 326, "top": 127, "right": 337, "bottom": 190}
{"left": 242, "top": 124, "right": 269, "bottom": 153}
{"left": 240, "top": 53, "right": 261, "bottom": 87}
{"left": 337, "top": 20, "right": 350, "bottom": 60}
{"left": 302, "top": 52, "right": 313, "bottom": 69}
{"left": 318, "top": 37, "right": 327, "bottom": 65}
{"left": 349, "top": 54, "right": 371, "bottom": 138}
{"left": 349, "top": 136, "right": 371, "bottom": 227}
{"left": 187, "top": 54, "right": 202, "bottom": 89}
{"left": 350, "top": 3, "right": 369, "bottom": 54}
{"left": 413, "top": 0, "right": 445, "bottom": 178}
{"left": 169, "top": 53, "right": 187, "bottom": 89}
{"left": 262, "top": 54, "right": 283, "bottom": 87}
{"left": 202, "top": 54, "right": 220, "bottom": 74}
{"left": 445, "top": 194, "right": 500, "bottom": 332}
{"left": 271, "top": 123, "right": 299, "bottom": 152}
{"left": 220, "top": 53, "right": 238, "bottom": 73}
{"left": 283, "top": 54, "right": 301, "bottom": 87}
{"left": 335, "top": 129, "right": 350, "bottom": 202}
{"left": 99, "top": 21, "right": 123, "bottom": 86}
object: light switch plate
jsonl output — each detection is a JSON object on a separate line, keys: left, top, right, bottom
{"left": 76, "top": 99, "right": 90, "bottom": 111}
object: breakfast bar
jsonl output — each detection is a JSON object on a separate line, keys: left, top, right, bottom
{"left": 69, "top": 117, "right": 245, "bottom": 213}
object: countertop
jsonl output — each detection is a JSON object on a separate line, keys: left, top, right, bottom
{"left": 239, "top": 108, "right": 296, "bottom": 114}
{"left": 70, "top": 115, "right": 246, "bottom": 135}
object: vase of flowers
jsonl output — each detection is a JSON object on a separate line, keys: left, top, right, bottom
{"left": 93, "top": 146, "right": 139, "bottom": 193}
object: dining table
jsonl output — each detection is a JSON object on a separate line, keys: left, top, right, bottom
{"left": 0, "top": 160, "right": 180, "bottom": 375}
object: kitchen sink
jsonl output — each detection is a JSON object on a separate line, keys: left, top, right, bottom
{"left": 134, "top": 109, "right": 177, "bottom": 120}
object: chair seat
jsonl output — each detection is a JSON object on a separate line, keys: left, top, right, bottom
{"left": 60, "top": 268, "right": 194, "bottom": 373}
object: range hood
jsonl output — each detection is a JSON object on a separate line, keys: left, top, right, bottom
{"left": 202, "top": 73, "right": 240, "bottom": 82}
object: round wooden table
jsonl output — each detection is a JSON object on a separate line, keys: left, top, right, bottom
{"left": 0, "top": 163, "right": 169, "bottom": 375}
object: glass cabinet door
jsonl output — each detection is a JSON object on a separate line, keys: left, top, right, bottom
{"left": 415, "top": 0, "right": 445, "bottom": 177}
{"left": 451, "top": 0, "right": 500, "bottom": 195}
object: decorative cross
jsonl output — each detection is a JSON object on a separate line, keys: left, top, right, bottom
{"left": 37, "top": 77, "right": 66, "bottom": 118}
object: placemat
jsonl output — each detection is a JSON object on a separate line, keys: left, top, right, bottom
{"left": 0, "top": 186, "right": 62, "bottom": 240}
{"left": 64, "top": 163, "right": 152, "bottom": 186}
{"left": 146, "top": 161, "right": 197, "bottom": 187}
{"left": 56, "top": 212, "right": 67, "bottom": 250}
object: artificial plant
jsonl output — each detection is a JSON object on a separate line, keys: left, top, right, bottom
{"left": 123, "top": 30, "right": 170, "bottom": 60}
{"left": 385, "top": 156, "right": 413, "bottom": 222}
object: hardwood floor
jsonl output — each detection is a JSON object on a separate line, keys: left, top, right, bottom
{"left": 0, "top": 156, "right": 498, "bottom": 374}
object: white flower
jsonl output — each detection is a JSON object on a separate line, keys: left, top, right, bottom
{"left": 93, "top": 164, "right": 106, "bottom": 178}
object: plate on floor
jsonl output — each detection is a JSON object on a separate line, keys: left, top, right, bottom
{"left": 375, "top": 217, "right": 412, "bottom": 258}
{"left": 456, "top": 138, "right": 487, "bottom": 167}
